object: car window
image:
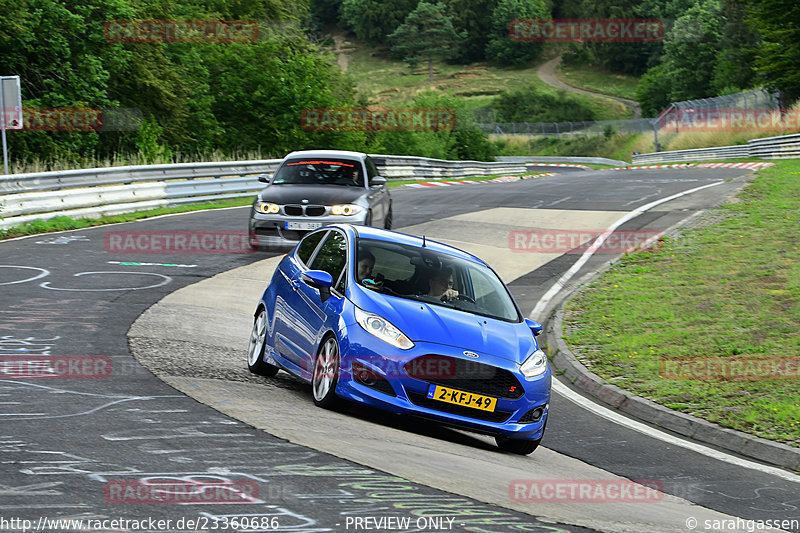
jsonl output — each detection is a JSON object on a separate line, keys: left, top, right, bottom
{"left": 356, "top": 238, "right": 521, "bottom": 322}
{"left": 296, "top": 231, "right": 327, "bottom": 266}
{"left": 272, "top": 158, "right": 363, "bottom": 187}
{"left": 309, "top": 231, "right": 347, "bottom": 290}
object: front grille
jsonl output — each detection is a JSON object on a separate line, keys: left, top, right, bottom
{"left": 351, "top": 362, "right": 396, "bottom": 396}
{"left": 284, "top": 205, "right": 303, "bottom": 216}
{"left": 407, "top": 391, "right": 512, "bottom": 423}
{"left": 305, "top": 205, "right": 326, "bottom": 217}
{"left": 404, "top": 355, "right": 524, "bottom": 399}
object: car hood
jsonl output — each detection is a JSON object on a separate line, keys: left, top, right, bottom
{"left": 350, "top": 287, "right": 536, "bottom": 364}
{"left": 259, "top": 185, "right": 366, "bottom": 205}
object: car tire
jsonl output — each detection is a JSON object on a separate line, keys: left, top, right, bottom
{"left": 247, "top": 308, "right": 279, "bottom": 377}
{"left": 312, "top": 335, "right": 342, "bottom": 409}
{"left": 496, "top": 420, "right": 546, "bottom": 455}
{"left": 384, "top": 205, "right": 393, "bottom": 230}
{"left": 364, "top": 210, "right": 373, "bottom": 227}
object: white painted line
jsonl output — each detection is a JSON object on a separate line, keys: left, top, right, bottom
{"left": 530, "top": 180, "right": 724, "bottom": 319}
{"left": 530, "top": 178, "right": 800, "bottom": 481}
{"left": 553, "top": 380, "right": 800, "bottom": 483}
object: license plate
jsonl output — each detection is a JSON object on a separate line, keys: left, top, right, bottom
{"left": 285, "top": 221, "right": 323, "bottom": 230}
{"left": 427, "top": 385, "right": 497, "bottom": 412}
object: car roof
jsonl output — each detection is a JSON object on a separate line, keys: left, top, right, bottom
{"left": 340, "top": 225, "right": 489, "bottom": 267}
{"left": 283, "top": 150, "right": 367, "bottom": 162}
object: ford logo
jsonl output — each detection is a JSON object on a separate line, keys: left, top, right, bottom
{"left": 463, "top": 351, "right": 479, "bottom": 359}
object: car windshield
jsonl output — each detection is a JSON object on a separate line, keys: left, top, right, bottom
{"left": 272, "top": 158, "right": 364, "bottom": 187}
{"left": 355, "top": 238, "right": 521, "bottom": 322}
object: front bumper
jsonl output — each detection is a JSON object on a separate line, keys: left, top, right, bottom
{"left": 249, "top": 210, "right": 368, "bottom": 250}
{"left": 335, "top": 330, "right": 551, "bottom": 440}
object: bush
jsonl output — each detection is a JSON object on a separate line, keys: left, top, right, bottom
{"left": 491, "top": 85, "right": 598, "bottom": 122}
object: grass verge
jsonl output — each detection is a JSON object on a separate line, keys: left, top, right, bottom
{"left": 555, "top": 62, "right": 640, "bottom": 101}
{"left": 562, "top": 160, "right": 800, "bottom": 447}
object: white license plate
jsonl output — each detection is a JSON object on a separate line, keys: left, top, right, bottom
{"left": 285, "top": 221, "right": 323, "bottom": 230}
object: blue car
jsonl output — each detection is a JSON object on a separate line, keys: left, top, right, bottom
{"left": 246, "top": 224, "right": 551, "bottom": 454}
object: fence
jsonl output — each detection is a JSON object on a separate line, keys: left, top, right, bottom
{"left": 480, "top": 119, "right": 656, "bottom": 137}
{"left": 479, "top": 89, "right": 782, "bottom": 138}
{"left": 0, "top": 154, "right": 536, "bottom": 229}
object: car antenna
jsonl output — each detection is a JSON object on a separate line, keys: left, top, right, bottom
{"left": 422, "top": 235, "right": 426, "bottom": 248}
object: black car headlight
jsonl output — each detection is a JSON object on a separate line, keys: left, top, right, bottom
{"left": 254, "top": 202, "right": 280, "bottom": 214}
{"left": 520, "top": 349, "right": 548, "bottom": 378}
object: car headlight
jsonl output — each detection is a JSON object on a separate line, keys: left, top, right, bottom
{"left": 331, "top": 204, "right": 362, "bottom": 216}
{"left": 520, "top": 349, "right": 548, "bottom": 378}
{"left": 355, "top": 307, "right": 414, "bottom": 350}
{"left": 255, "top": 202, "right": 280, "bottom": 214}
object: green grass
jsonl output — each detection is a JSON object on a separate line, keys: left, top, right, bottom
{"left": 562, "top": 160, "right": 800, "bottom": 447}
{"left": 0, "top": 173, "right": 542, "bottom": 240}
{"left": 341, "top": 44, "right": 631, "bottom": 121}
{"left": 556, "top": 62, "right": 640, "bottom": 101}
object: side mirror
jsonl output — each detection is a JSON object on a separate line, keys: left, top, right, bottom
{"left": 302, "top": 270, "right": 334, "bottom": 300}
{"left": 369, "top": 176, "right": 387, "bottom": 188}
{"left": 258, "top": 174, "right": 272, "bottom": 184}
{"left": 525, "top": 318, "right": 543, "bottom": 337}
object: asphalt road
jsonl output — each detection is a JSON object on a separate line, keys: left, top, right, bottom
{"left": 1, "top": 168, "right": 798, "bottom": 533}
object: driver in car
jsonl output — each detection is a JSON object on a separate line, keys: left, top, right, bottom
{"left": 426, "top": 267, "right": 459, "bottom": 302}
{"left": 356, "top": 249, "right": 376, "bottom": 284}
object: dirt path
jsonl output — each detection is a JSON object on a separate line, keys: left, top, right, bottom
{"left": 332, "top": 32, "right": 355, "bottom": 72}
{"left": 537, "top": 55, "right": 642, "bottom": 119}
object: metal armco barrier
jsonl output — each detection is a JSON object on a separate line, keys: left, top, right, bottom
{"left": 0, "top": 155, "right": 540, "bottom": 230}
{"left": 632, "top": 132, "right": 800, "bottom": 164}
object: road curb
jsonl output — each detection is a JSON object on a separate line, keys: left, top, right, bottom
{"left": 542, "top": 251, "right": 800, "bottom": 474}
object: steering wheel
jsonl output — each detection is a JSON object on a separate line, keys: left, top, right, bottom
{"left": 456, "top": 294, "right": 476, "bottom": 303}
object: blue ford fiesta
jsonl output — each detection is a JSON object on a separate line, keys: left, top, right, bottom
{"left": 247, "top": 224, "right": 551, "bottom": 454}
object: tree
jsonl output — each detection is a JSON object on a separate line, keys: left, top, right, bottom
{"left": 444, "top": 0, "right": 499, "bottom": 62}
{"left": 739, "top": 0, "right": 800, "bottom": 106}
{"left": 388, "top": 1, "right": 465, "bottom": 84}
{"left": 659, "top": 0, "right": 723, "bottom": 102}
{"left": 339, "top": 0, "right": 418, "bottom": 45}
{"left": 711, "top": 0, "right": 759, "bottom": 93}
{"left": 485, "top": 0, "right": 549, "bottom": 66}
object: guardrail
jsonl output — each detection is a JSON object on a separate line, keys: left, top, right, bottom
{"left": 632, "top": 132, "right": 800, "bottom": 164}
{"left": 495, "top": 155, "right": 629, "bottom": 166}
{"left": 748, "top": 133, "right": 800, "bottom": 159}
{"left": 631, "top": 145, "right": 751, "bottom": 164}
{"left": 0, "top": 154, "right": 541, "bottom": 230}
